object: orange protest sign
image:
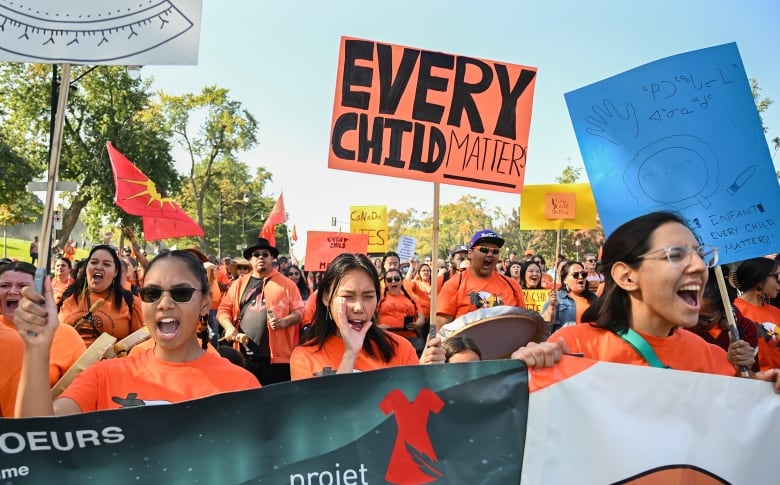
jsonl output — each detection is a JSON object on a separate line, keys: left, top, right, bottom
{"left": 544, "top": 192, "right": 576, "bottom": 220}
{"left": 520, "top": 183, "right": 598, "bottom": 230}
{"left": 304, "top": 231, "right": 369, "bottom": 271}
{"left": 329, "top": 36, "right": 537, "bottom": 193}
{"left": 349, "top": 205, "right": 388, "bottom": 253}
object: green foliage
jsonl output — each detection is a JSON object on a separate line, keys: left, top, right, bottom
{"left": 158, "top": 86, "right": 260, "bottom": 253}
{"left": 0, "top": 63, "right": 178, "bottom": 244}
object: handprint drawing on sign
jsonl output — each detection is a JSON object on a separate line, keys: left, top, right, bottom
{"left": 623, "top": 135, "right": 720, "bottom": 210}
{"left": 584, "top": 98, "right": 640, "bottom": 145}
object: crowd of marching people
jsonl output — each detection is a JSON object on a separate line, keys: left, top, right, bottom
{"left": 2, "top": 210, "right": 780, "bottom": 419}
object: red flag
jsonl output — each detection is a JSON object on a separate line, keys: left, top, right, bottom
{"left": 291, "top": 224, "right": 298, "bottom": 242}
{"left": 107, "top": 142, "right": 204, "bottom": 241}
{"left": 259, "top": 194, "right": 286, "bottom": 247}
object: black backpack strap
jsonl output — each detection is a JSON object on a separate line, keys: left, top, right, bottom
{"left": 121, "top": 288, "right": 134, "bottom": 320}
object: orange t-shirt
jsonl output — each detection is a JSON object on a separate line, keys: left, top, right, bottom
{"left": 59, "top": 290, "right": 145, "bottom": 345}
{"left": 550, "top": 324, "right": 735, "bottom": 376}
{"left": 569, "top": 292, "right": 591, "bottom": 325}
{"left": 378, "top": 291, "right": 418, "bottom": 338}
{"left": 437, "top": 269, "right": 526, "bottom": 320}
{"left": 1, "top": 317, "right": 86, "bottom": 417}
{"left": 51, "top": 276, "right": 73, "bottom": 305}
{"left": 410, "top": 279, "right": 432, "bottom": 317}
{"left": 61, "top": 347, "right": 260, "bottom": 411}
{"left": 209, "top": 279, "right": 222, "bottom": 311}
{"left": 734, "top": 298, "right": 780, "bottom": 372}
{"left": 290, "top": 331, "right": 419, "bottom": 380}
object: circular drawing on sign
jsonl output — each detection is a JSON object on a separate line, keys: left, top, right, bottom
{"left": 0, "top": 0, "right": 194, "bottom": 62}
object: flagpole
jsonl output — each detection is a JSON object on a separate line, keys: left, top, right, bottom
{"left": 36, "top": 63, "right": 72, "bottom": 290}
{"left": 430, "top": 183, "right": 440, "bottom": 335}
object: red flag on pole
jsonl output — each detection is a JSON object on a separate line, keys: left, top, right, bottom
{"left": 259, "top": 194, "right": 286, "bottom": 247}
{"left": 291, "top": 224, "right": 298, "bottom": 242}
{"left": 107, "top": 142, "right": 204, "bottom": 241}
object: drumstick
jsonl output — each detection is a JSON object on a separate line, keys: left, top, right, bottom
{"left": 51, "top": 333, "right": 117, "bottom": 398}
{"left": 106, "top": 327, "right": 151, "bottom": 358}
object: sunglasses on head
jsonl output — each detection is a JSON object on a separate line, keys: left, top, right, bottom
{"left": 568, "top": 271, "right": 587, "bottom": 279}
{"left": 386, "top": 276, "right": 402, "bottom": 283}
{"left": 475, "top": 246, "right": 501, "bottom": 255}
{"left": 251, "top": 250, "right": 272, "bottom": 259}
{"left": 139, "top": 286, "right": 199, "bottom": 303}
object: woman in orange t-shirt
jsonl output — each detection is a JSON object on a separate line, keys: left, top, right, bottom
{"left": 51, "top": 256, "right": 74, "bottom": 305}
{"left": 409, "top": 263, "right": 433, "bottom": 322}
{"left": 541, "top": 261, "right": 598, "bottom": 332}
{"left": 290, "top": 254, "right": 419, "bottom": 380}
{"left": 378, "top": 269, "right": 426, "bottom": 344}
{"left": 733, "top": 257, "right": 780, "bottom": 372}
{"left": 0, "top": 261, "right": 85, "bottom": 417}
{"left": 58, "top": 245, "right": 144, "bottom": 345}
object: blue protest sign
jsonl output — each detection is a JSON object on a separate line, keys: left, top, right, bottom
{"left": 565, "top": 42, "right": 779, "bottom": 264}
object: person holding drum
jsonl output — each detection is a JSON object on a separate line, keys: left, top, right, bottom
{"left": 14, "top": 250, "right": 260, "bottom": 416}
{"left": 290, "top": 253, "right": 419, "bottom": 380}
{"left": 436, "top": 229, "right": 526, "bottom": 331}
{"left": 509, "top": 211, "right": 780, "bottom": 392}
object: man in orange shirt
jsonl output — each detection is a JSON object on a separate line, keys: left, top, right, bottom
{"left": 436, "top": 229, "right": 526, "bottom": 331}
{"left": 217, "top": 237, "right": 304, "bottom": 385}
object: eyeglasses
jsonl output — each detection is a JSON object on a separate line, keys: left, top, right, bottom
{"left": 769, "top": 273, "right": 780, "bottom": 283}
{"left": 288, "top": 272, "right": 300, "bottom": 277}
{"left": 474, "top": 246, "right": 501, "bottom": 255}
{"left": 139, "top": 286, "right": 199, "bottom": 303}
{"left": 585, "top": 259, "right": 596, "bottom": 263}
{"left": 639, "top": 245, "right": 718, "bottom": 268}
{"left": 251, "top": 250, "right": 272, "bottom": 259}
{"left": 385, "top": 276, "right": 402, "bottom": 283}
{"left": 236, "top": 266, "right": 251, "bottom": 272}
{"left": 568, "top": 271, "right": 587, "bottom": 279}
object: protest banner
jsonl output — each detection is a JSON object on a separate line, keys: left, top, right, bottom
{"left": 303, "top": 231, "right": 369, "bottom": 271}
{"left": 565, "top": 42, "right": 780, "bottom": 264}
{"left": 522, "top": 357, "right": 780, "bottom": 483}
{"left": 519, "top": 183, "right": 598, "bottom": 230}
{"left": 349, "top": 205, "right": 388, "bottom": 253}
{"left": 522, "top": 289, "right": 548, "bottom": 314}
{"left": 0, "top": 361, "right": 528, "bottom": 484}
{"left": 3, "top": 359, "right": 778, "bottom": 484}
{"left": 329, "top": 36, "right": 537, "bottom": 193}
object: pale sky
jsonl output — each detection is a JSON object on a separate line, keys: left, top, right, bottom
{"left": 143, "top": 0, "right": 780, "bottom": 257}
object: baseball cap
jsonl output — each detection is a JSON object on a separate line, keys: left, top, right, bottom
{"left": 469, "top": 229, "right": 504, "bottom": 249}
{"left": 449, "top": 244, "right": 469, "bottom": 258}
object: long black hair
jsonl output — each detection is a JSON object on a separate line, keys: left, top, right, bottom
{"left": 60, "top": 245, "right": 124, "bottom": 310}
{"left": 284, "top": 264, "right": 310, "bottom": 301}
{"left": 300, "top": 253, "right": 397, "bottom": 362}
{"left": 581, "top": 211, "right": 691, "bottom": 333}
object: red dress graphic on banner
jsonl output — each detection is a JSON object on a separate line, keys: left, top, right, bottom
{"left": 379, "top": 388, "right": 445, "bottom": 485}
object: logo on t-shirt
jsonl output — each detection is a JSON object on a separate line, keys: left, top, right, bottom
{"left": 468, "top": 291, "right": 505, "bottom": 309}
{"left": 111, "top": 392, "right": 171, "bottom": 408}
{"left": 379, "top": 388, "right": 445, "bottom": 484}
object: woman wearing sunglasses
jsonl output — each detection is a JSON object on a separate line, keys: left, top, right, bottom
{"left": 14, "top": 250, "right": 260, "bottom": 416}
{"left": 733, "top": 257, "right": 780, "bottom": 372}
{"left": 513, "top": 212, "right": 780, "bottom": 390}
{"left": 541, "top": 261, "right": 599, "bottom": 332}
{"left": 58, "top": 245, "right": 144, "bottom": 346}
{"left": 290, "top": 253, "right": 419, "bottom": 380}
{"left": 378, "top": 269, "right": 427, "bottom": 354}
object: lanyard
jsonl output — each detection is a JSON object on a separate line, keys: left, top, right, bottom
{"left": 618, "top": 328, "right": 671, "bottom": 369}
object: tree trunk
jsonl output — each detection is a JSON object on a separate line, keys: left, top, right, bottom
{"left": 58, "top": 194, "right": 91, "bottom": 247}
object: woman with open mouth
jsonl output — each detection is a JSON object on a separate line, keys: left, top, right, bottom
{"left": 541, "top": 261, "right": 599, "bottom": 332}
{"left": 378, "top": 268, "right": 427, "bottom": 355}
{"left": 289, "top": 253, "right": 419, "bottom": 380}
{"left": 58, "top": 245, "right": 145, "bottom": 345}
{"left": 512, "top": 212, "right": 780, "bottom": 392}
{"left": 0, "top": 261, "right": 85, "bottom": 417}
{"left": 14, "top": 250, "right": 260, "bottom": 416}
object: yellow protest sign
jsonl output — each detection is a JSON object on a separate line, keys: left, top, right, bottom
{"left": 520, "top": 183, "right": 597, "bottom": 229}
{"left": 349, "top": 205, "right": 388, "bottom": 253}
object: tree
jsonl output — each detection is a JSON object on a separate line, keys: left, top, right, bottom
{"left": 157, "top": 86, "right": 259, "bottom": 253}
{"left": 750, "top": 78, "right": 780, "bottom": 176}
{"left": 0, "top": 63, "right": 178, "bottom": 243}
